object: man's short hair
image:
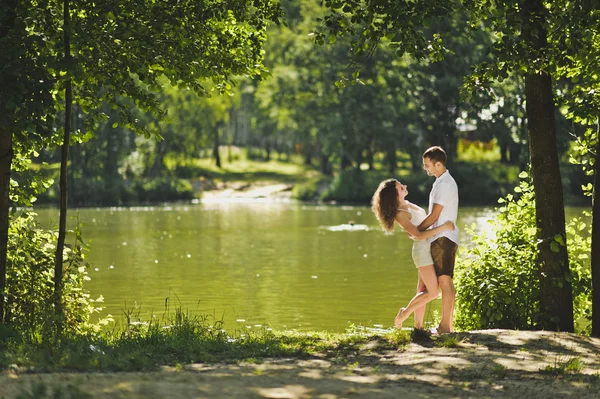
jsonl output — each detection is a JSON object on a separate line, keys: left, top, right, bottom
{"left": 423, "top": 146, "right": 447, "bottom": 164}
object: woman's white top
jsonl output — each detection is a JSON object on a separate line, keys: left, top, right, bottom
{"left": 428, "top": 170, "right": 459, "bottom": 244}
{"left": 398, "top": 206, "right": 434, "bottom": 268}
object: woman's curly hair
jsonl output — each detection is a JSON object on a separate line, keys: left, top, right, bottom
{"left": 371, "top": 179, "right": 399, "bottom": 232}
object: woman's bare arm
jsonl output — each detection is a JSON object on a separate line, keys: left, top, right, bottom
{"left": 396, "top": 213, "right": 454, "bottom": 239}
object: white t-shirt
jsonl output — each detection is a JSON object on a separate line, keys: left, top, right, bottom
{"left": 427, "top": 170, "right": 459, "bottom": 244}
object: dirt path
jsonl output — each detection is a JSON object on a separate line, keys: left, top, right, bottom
{"left": 2, "top": 330, "right": 600, "bottom": 399}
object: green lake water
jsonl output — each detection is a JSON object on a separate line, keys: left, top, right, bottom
{"left": 33, "top": 201, "right": 589, "bottom": 332}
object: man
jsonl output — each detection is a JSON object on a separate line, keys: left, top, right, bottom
{"left": 417, "top": 146, "right": 459, "bottom": 334}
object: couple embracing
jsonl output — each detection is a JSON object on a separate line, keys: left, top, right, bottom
{"left": 372, "top": 146, "right": 458, "bottom": 334}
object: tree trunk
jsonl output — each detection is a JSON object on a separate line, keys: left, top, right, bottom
{"left": 442, "top": 126, "right": 457, "bottom": 164}
{"left": 0, "top": 0, "right": 18, "bottom": 325}
{"left": 522, "top": 0, "right": 573, "bottom": 332}
{"left": 148, "top": 139, "right": 165, "bottom": 178}
{"left": 499, "top": 141, "right": 509, "bottom": 164}
{"left": 303, "top": 151, "right": 313, "bottom": 166}
{"left": 0, "top": 128, "right": 12, "bottom": 324}
{"left": 355, "top": 149, "right": 364, "bottom": 171}
{"left": 104, "top": 121, "right": 119, "bottom": 203}
{"left": 54, "top": 0, "right": 72, "bottom": 333}
{"left": 366, "top": 146, "right": 374, "bottom": 170}
{"left": 591, "top": 119, "right": 600, "bottom": 337}
{"left": 386, "top": 146, "right": 397, "bottom": 174}
{"left": 213, "top": 125, "right": 221, "bottom": 168}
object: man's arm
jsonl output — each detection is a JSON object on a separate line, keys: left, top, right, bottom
{"left": 417, "top": 203, "right": 444, "bottom": 231}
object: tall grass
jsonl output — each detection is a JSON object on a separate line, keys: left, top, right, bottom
{"left": 0, "top": 308, "right": 411, "bottom": 373}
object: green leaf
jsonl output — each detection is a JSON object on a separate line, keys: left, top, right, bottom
{"left": 553, "top": 234, "right": 565, "bottom": 246}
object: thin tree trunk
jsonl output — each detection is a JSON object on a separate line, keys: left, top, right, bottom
{"left": 148, "top": 139, "right": 165, "bottom": 178}
{"left": 591, "top": 119, "right": 600, "bottom": 337}
{"left": 499, "top": 141, "right": 509, "bottom": 164}
{"left": 0, "top": 0, "right": 18, "bottom": 325}
{"left": 366, "top": 146, "right": 374, "bottom": 170}
{"left": 522, "top": 0, "right": 573, "bottom": 332}
{"left": 386, "top": 146, "right": 397, "bottom": 174}
{"left": 54, "top": 0, "right": 72, "bottom": 333}
{"left": 0, "top": 129, "right": 12, "bottom": 324}
{"left": 213, "top": 125, "right": 221, "bottom": 168}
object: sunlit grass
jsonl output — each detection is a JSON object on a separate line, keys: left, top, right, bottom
{"left": 433, "top": 334, "right": 464, "bottom": 348}
{"left": 0, "top": 309, "right": 411, "bottom": 373}
{"left": 541, "top": 355, "right": 584, "bottom": 375}
{"left": 195, "top": 155, "right": 308, "bottom": 176}
{"left": 456, "top": 139, "right": 502, "bottom": 162}
{"left": 170, "top": 147, "right": 320, "bottom": 184}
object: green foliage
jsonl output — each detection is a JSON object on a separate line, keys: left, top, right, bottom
{"left": 316, "top": 161, "right": 522, "bottom": 205}
{"left": 316, "top": 0, "right": 453, "bottom": 63}
{"left": 453, "top": 161, "right": 520, "bottom": 205}
{"left": 4, "top": 212, "right": 104, "bottom": 337}
{"left": 292, "top": 176, "right": 332, "bottom": 201}
{"left": 133, "top": 177, "right": 195, "bottom": 203}
{"left": 433, "top": 334, "right": 463, "bottom": 348}
{"left": 540, "top": 355, "right": 583, "bottom": 376}
{"left": 455, "top": 172, "right": 591, "bottom": 331}
{"left": 320, "top": 169, "right": 388, "bottom": 203}
{"left": 38, "top": 167, "right": 194, "bottom": 205}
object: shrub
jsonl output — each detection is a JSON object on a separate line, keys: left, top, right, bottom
{"left": 292, "top": 176, "right": 332, "bottom": 201}
{"left": 135, "top": 176, "right": 194, "bottom": 202}
{"left": 454, "top": 171, "right": 591, "bottom": 331}
{"left": 4, "top": 211, "right": 105, "bottom": 338}
{"left": 452, "top": 161, "right": 520, "bottom": 205}
{"left": 320, "top": 169, "right": 430, "bottom": 204}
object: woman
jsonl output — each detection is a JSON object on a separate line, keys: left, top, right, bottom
{"left": 371, "top": 178, "right": 454, "bottom": 329}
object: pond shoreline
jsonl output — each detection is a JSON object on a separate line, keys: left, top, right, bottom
{"left": 199, "top": 181, "right": 295, "bottom": 201}
{"left": 2, "top": 329, "right": 599, "bottom": 398}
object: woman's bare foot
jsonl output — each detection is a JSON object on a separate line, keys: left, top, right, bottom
{"left": 394, "top": 308, "right": 407, "bottom": 329}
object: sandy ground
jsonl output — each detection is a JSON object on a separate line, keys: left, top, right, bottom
{"left": 2, "top": 329, "right": 600, "bottom": 399}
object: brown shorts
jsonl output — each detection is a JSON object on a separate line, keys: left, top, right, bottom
{"left": 431, "top": 237, "right": 458, "bottom": 278}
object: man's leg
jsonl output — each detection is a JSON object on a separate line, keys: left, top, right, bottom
{"left": 437, "top": 275, "right": 455, "bottom": 333}
{"left": 430, "top": 237, "right": 458, "bottom": 334}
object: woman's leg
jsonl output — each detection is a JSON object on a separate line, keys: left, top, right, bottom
{"left": 394, "top": 265, "right": 439, "bottom": 329}
{"left": 413, "top": 271, "right": 427, "bottom": 329}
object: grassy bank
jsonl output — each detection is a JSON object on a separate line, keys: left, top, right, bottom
{"left": 2, "top": 314, "right": 600, "bottom": 399}
{"left": 0, "top": 312, "right": 409, "bottom": 373}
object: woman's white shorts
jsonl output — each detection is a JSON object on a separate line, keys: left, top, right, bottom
{"left": 412, "top": 240, "right": 434, "bottom": 268}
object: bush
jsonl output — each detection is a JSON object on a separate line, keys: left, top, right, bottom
{"left": 320, "top": 169, "right": 431, "bottom": 204}
{"left": 292, "top": 176, "right": 332, "bottom": 201}
{"left": 454, "top": 172, "right": 591, "bottom": 332}
{"left": 5, "top": 212, "right": 104, "bottom": 338}
{"left": 318, "top": 162, "right": 521, "bottom": 205}
{"left": 452, "top": 161, "right": 520, "bottom": 205}
{"left": 36, "top": 172, "right": 195, "bottom": 206}
{"left": 134, "top": 176, "right": 195, "bottom": 202}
